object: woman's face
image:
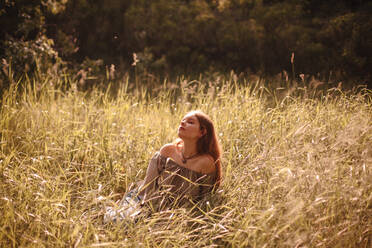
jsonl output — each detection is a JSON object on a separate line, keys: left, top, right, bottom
{"left": 178, "top": 113, "right": 203, "bottom": 140}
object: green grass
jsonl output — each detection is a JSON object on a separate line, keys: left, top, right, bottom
{"left": 0, "top": 75, "right": 371, "bottom": 247}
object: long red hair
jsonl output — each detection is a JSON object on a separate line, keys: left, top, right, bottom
{"left": 176, "top": 110, "right": 223, "bottom": 188}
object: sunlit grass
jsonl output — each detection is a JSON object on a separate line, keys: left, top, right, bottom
{"left": 0, "top": 75, "right": 371, "bottom": 247}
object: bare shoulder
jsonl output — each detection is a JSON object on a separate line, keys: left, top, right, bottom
{"left": 194, "top": 155, "right": 216, "bottom": 174}
{"left": 159, "top": 143, "right": 176, "bottom": 157}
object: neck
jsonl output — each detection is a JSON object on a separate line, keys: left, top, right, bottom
{"left": 182, "top": 139, "right": 198, "bottom": 157}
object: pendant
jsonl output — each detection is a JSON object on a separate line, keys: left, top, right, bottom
{"left": 182, "top": 154, "right": 187, "bottom": 164}
{"left": 182, "top": 152, "right": 198, "bottom": 164}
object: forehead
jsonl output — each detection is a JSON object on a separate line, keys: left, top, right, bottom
{"left": 182, "top": 113, "right": 198, "bottom": 121}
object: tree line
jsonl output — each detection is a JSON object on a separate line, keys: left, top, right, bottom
{"left": 1, "top": 0, "right": 371, "bottom": 86}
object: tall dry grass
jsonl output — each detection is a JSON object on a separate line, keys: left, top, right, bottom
{"left": 0, "top": 75, "right": 371, "bottom": 247}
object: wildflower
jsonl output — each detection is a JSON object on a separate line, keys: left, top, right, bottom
{"left": 132, "top": 53, "right": 139, "bottom": 66}
{"left": 291, "top": 52, "right": 294, "bottom": 64}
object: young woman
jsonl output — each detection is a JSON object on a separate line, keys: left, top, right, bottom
{"left": 139, "top": 110, "right": 222, "bottom": 208}
{"left": 105, "top": 110, "right": 222, "bottom": 221}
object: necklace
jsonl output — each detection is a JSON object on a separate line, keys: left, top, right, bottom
{"left": 181, "top": 151, "right": 199, "bottom": 164}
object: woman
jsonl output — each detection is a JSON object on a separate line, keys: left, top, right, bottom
{"left": 105, "top": 110, "right": 222, "bottom": 221}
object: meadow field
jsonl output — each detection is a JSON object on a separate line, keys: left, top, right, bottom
{"left": 0, "top": 75, "right": 371, "bottom": 247}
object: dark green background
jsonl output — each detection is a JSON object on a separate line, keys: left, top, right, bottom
{"left": 1, "top": 0, "right": 371, "bottom": 83}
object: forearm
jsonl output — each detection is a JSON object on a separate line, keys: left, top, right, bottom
{"left": 138, "top": 153, "right": 161, "bottom": 198}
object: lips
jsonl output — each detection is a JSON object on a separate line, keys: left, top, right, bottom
{"left": 179, "top": 126, "right": 185, "bottom": 131}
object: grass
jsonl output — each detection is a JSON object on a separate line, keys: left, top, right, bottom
{"left": 0, "top": 74, "right": 371, "bottom": 247}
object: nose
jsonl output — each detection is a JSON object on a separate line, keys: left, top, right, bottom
{"left": 181, "top": 120, "right": 186, "bottom": 126}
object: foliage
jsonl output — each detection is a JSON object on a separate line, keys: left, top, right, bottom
{"left": 0, "top": 72, "right": 371, "bottom": 247}
{"left": 3, "top": 35, "right": 61, "bottom": 74}
{"left": 1, "top": 0, "right": 372, "bottom": 87}
{"left": 0, "top": 0, "right": 67, "bottom": 93}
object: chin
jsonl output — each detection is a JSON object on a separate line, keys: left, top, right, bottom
{"left": 178, "top": 132, "right": 187, "bottom": 140}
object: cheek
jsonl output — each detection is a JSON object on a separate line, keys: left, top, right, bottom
{"left": 193, "top": 125, "right": 201, "bottom": 132}
{"left": 188, "top": 126, "right": 199, "bottom": 135}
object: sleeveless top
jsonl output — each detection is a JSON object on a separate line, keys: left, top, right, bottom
{"left": 142, "top": 152, "right": 217, "bottom": 209}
